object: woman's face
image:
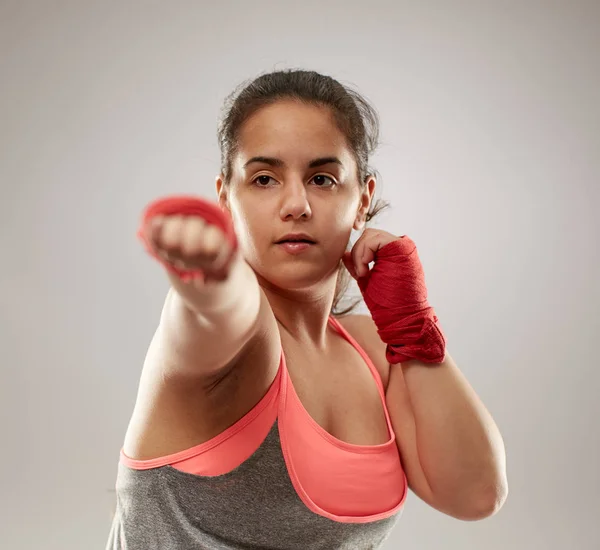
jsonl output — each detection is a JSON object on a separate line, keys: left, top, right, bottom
{"left": 217, "top": 100, "right": 373, "bottom": 291}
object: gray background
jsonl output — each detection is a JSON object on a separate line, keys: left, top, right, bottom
{"left": 1, "top": 1, "right": 598, "bottom": 549}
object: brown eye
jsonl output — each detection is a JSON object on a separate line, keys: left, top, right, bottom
{"left": 254, "top": 175, "right": 275, "bottom": 186}
{"left": 311, "top": 175, "right": 336, "bottom": 187}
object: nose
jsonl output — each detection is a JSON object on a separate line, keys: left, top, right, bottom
{"left": 279, "top": 180, "right": 312, "bottom": 220}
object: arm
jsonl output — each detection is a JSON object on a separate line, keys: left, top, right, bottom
{"left": 123, "top": 207, "right": 272, "bottom": 460}
{"left": 344, "top": 231, "right": 508, "bottom": 520}
{"left": 353, "top": 314, "right": 507, "bottom": 520}
{"left": 159, "top": 253, "right": 263, "bottom": 379}
{"left": 142, "top": 207, "right": 265, "bottom": 379}
{"left": 386, "top": 351, "right": 508, "bottom": 521}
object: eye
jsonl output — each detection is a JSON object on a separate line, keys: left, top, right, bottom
{"left": 252, "top": 174, "right": 336, "bottom": 188}
{"left": 311, "top": 174, "right": 336, "bottom": 187}
{"left": 253, "top": 175, "right": 277, "bottom": 187}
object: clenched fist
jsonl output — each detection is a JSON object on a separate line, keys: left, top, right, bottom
{"left": 138, "top": 196, "right": 239, "bottom": 286}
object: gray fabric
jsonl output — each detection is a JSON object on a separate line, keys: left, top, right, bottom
{"left": 106, "top": 421, "right": 402, "bottom": 549}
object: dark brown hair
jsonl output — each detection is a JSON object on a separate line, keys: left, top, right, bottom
{"left": 217, "top": 69, "right": 389, "bottom": 315}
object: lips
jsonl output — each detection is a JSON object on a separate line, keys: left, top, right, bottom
{"left": 275, "top": 233, "right": 316, "bottom": 244}
{"left": 277, "top": 239, "right": 314, "bottom": 243}
{"left": 277, "top": 241, "right": 314, "bottom": 254}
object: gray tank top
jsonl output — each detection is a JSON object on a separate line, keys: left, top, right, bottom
{"left": 106, "top": 420, "right": 402, "bottom": 549}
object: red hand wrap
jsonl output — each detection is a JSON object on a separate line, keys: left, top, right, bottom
{"left": 357, "top": 237, "right": 446, "bottom": 364}
{"left": 137, "top": 195, "right": 238, "bottom": 283}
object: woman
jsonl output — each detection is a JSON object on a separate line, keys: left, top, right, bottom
{"left": 107, "top": 69, "right": 508, "bottom": 550}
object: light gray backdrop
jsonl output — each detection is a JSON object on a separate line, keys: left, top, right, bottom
{"left": 1, "top": 1, "right": 598, "bottom": 549}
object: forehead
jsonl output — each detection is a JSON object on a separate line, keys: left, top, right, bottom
{"left": 236, "top": 100, "right": 352, "bottom": 163}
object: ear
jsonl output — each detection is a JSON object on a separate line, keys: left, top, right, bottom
{"left": 353, "top": 176, "right": 376, "bottom": 230}
{"left": 215, "top": 175, "right": 230, "bottom": 211}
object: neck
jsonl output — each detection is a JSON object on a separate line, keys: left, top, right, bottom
{"left": 256, "top": 273, "right": 338, "bottom": 350}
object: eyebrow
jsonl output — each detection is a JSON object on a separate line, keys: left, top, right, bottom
{"left": 243, "top": 156, "right": 343, "bottom": 169}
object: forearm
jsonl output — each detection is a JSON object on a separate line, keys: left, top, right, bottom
{"left": 158, "top": 255, "right": 262, "bottom": 376}
{"left": 352, "top": 232, "right": 507, "bottom": 517}
{"left": 167, "top": 253, "right": 259, "bottom": 323}
{"left": 398, "top": 353, "right": 507, "bottom": 516}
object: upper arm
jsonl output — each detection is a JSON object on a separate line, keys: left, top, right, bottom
{"left": 123, "top": 264, "right": 280, "bottom": 459}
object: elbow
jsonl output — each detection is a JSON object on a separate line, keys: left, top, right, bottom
{"left": 459, "top": 479, "right": 509, "bottom": 521}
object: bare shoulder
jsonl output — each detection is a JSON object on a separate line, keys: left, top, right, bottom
{"left": 335, "top": 313, "right": 391, "bottom": 391}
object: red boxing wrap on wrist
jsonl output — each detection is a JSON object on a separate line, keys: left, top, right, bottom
{"left": 137, "top": 195, "right": 238, "bottom": 282}
{"left": 357, "top": 237, "right": 446, "bottom": 364}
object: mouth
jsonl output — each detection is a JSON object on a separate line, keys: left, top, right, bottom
{"left": 275, "top": 239, "right": 316, "bottom": 244}
{"left": 275, "top": 240, "right": 316, "bottom": 254}
{"left": 275, "top": 234, "right": 317, "bottom": 245}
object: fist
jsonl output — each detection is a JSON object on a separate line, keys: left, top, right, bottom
{"left": 342, "top": 228, "right": 401, "bottom": 280}
{"left": 144, "top": 214, "right": 237, "bottom": 284}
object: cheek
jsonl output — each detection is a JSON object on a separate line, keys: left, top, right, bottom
{"left": 230, "top": 203, "right": 265, "bottom": 255}
{"left": 322, "top": 209, "right": 355, "bottom": 252}
{"left": 228, "top": 191, "right": 252, "bottom": 231}
{"left": 330, "top": 197, "right": 358, "bottom": 229}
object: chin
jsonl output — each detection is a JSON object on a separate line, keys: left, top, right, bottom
{"left": 256, "top": 263, "right": 340, "bottom": 292}
{"left": 263, "top": 272, "right": 319, "bottom": 291}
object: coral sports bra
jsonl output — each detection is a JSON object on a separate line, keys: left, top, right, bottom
{"left": 107, "top": 315, "right": 408, "bottom": 549}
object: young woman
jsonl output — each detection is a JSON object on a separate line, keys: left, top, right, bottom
{"left": 107, "top": 69, "right": 508, "bottom": 550}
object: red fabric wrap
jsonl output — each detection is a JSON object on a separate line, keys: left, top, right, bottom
{"left": 357, "top": 237, "right": 446, "bottom": 364}
{"left": 137, "top": 195, "right": 238, "bottom": 283}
